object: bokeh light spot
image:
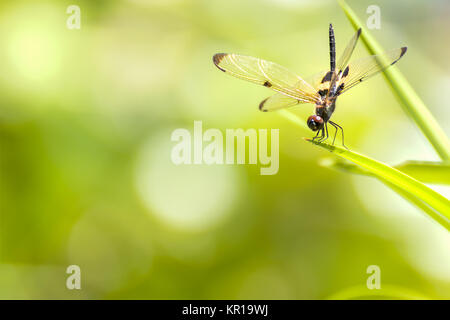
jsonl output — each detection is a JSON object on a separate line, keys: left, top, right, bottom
{"left": 135, "top": 129, "right": 243, "bottom": 231}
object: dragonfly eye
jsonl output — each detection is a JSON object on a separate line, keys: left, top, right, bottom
{"left": 307, "top": 115, "right": 324, "bottom": 131}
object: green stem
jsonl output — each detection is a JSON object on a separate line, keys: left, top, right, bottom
{"left": 338, "top": 0, "right": 450, "bottom": 160}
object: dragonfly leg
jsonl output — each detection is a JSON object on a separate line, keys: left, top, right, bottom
{"left": 318, "top": 122, "right": 329, "bottom": 142}
{"left": 312, "top": 129, "right": 321, "bottom": 141}
{"left": 329, "top": 120, "right": 348, "bottom": 149}
{"left": 312, "top": 127, "right": 326, "bottom": 142}
{"left": 315, "top": 128, "right": 324, "bottom": 142}
{"left": 329, "top": 121, "right": 338, "bottom": 145}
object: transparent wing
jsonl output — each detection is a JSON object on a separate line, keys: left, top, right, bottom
{"left": 336, "top": 28, "right": 361, "bottom": 72}
{"left": 259, "top": 71, "right": 330, "bottom": 112}
{"left": 305, "top": 70, "right": 330, "bottom": 89}
{"left": 338, "top": 47, "right": 407, "bottom": 94}
{"left": 213, "top": 53, "right": 321, "bottom": 103}
{"left": 259, "top": 93, "right": 303, "bottom": 112}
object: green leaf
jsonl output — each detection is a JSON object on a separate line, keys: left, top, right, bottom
{"left": 307, "top": 139, "right": 450, "bottom": 231}
{"left": 320, "top": 158, "right": 450, "bottom": 228}
{"left": 321, "top": 158, "right": 450, "bottom": 185}
{"left": 338, "top": 0, "right": 450, "bottom": 161}
{"left": 381, "top": 180, "right": 449, "bottom": 232}
{"left": 395, "top": 161, "right": 450, "bottom": 184}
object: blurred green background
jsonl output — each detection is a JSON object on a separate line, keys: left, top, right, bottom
{"left": 0, "top": 0, "right": 449, "bottom": 299}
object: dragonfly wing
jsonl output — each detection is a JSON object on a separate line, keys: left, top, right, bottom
{"left": 305, "top": 70, "right": 330, "bottom": 89}
{"left": 259, "top": 71, "right": 330, "bottom": 112}
{"left": 336, "top": 28, "right": 361, "bottom": 72}
{"left": 259, "top": 93, "right": 304, "bottom": 112}
{"left": 213, "top": 53, "right": 321, "bottom": 103}
{"left": 259, "top": 70, "right": 331, "bottom": 112}
{"left": 338, "top": 47, "right": 407, "bottom": 95}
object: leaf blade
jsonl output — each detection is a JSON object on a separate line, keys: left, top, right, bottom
{"left": 307, "top": 139, "right": 450, "bottom": 230}
{"left": 322, "top": 159, "right": 450, "bottom": 185}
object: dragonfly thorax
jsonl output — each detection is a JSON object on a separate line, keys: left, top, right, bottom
{"left": 315, "top": 100, "right": 336, "bottom": 123}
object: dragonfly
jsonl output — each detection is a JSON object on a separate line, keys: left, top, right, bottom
{"left": 212, "top": 24, "right": 407, "bottom": 147}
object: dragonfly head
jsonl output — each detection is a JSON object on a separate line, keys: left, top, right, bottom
{"left": 307, "top": 115, "right": 324, "bottom": 131}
